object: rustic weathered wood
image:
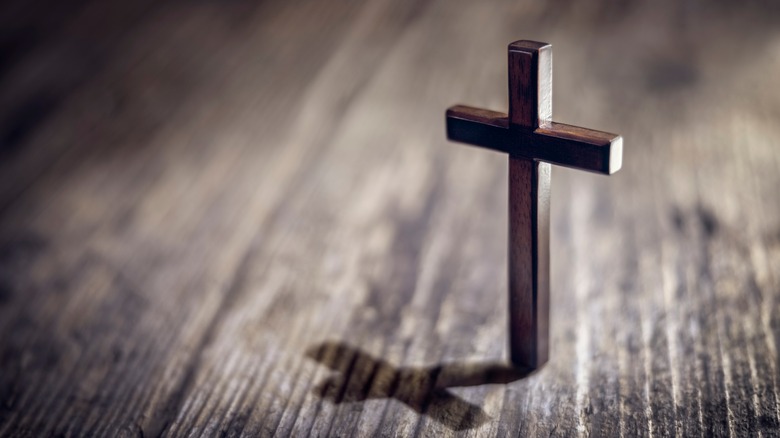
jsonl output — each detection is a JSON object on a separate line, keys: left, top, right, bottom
{"left": 1, "top": 0, "right": 780, "bottom": 436}
{"left": 446, "top": 41, "right": 622, "bottom": 369}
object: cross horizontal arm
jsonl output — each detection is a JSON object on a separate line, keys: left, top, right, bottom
{"left": 446, "top": 105, "right": 510, "bottom": 150}
{"left": 446, "top": 105, "right": 623, "bottom": 175}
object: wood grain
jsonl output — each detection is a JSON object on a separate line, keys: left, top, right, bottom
{"left": 1, "top": 0, "right": 780, "bottom": 436}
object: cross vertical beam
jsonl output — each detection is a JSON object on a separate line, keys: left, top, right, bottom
{"left": 507, "top": 41, "right": 552, "bottom": 369}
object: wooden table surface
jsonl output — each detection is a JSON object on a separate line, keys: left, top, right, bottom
{"left": 2, "top": 0, "right": 780, "bottom": 436}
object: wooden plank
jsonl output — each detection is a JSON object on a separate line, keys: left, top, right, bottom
{"left": 1, "top": 0, "right": 780, "bottom": 437}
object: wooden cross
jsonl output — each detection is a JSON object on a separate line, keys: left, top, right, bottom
{"left": 446, "top": 40, "right": 623, "bottom": 370}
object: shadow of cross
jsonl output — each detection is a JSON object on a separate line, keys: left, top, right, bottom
{"left": 446, "top": 40, "right": 623, "bottom": 369}
{"left": 306, "top": 342, "right": 533, "bottom": 431}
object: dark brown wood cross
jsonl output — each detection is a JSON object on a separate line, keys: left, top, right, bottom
{"left": 446, "top": 40, "right": 623, "bottom": 370}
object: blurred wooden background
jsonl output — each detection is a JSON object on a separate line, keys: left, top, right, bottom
{"left": 1, "top": 0, "right": 780, "bottom": 436}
